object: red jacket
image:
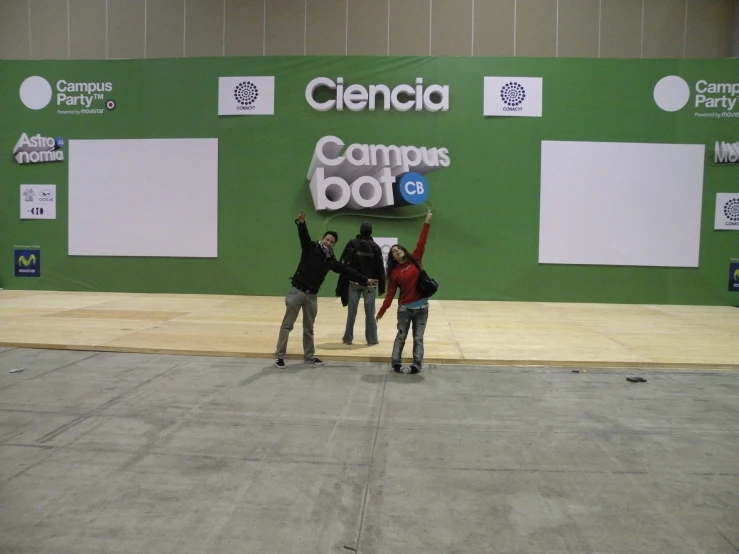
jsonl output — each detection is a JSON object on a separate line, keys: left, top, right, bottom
{"left": 377, "top": 223, "right": 430, "bottom": 318}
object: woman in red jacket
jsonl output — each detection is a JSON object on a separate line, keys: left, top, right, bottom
{"left": 376, "top": 211, "right": 433, "bottom": 374}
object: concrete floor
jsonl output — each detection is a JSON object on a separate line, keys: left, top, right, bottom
{"left": 0, "top": 347, "right": 736, "bottom": 554}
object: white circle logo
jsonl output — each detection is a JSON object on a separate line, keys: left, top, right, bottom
{"left": 653, "top": 75, "right": 690, "bottom": 112}
{"left": 19, "top": 76, "right": 53, "bottom": 110}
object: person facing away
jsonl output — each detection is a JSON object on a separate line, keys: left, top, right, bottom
{"left": 275, "top": 211, "right": 378, "bottom": 368}
{"left": 336, "top": 222, "right": 387, "bottom": 346}
{"left": 376, "top": 211, "right": 433, "bottom": 374}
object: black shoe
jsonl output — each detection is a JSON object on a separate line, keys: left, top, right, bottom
{"left": 342, "top": 339, "right": 352, "bottom": 345}
{"left": 409, "top": 365, "right": 420, "bottom": 374}
{"left": 306, "top": 357, "right": 325, "bottom": 366}
{"left": 274, "top": 358, "right": 285, "bottom": 368}
{"left": 392, "top": 363, "right": 402, "bottom": 373}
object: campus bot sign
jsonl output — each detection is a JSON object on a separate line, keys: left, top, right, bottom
{"left": 307, "top": 135, "right": 450, "bottom": 211}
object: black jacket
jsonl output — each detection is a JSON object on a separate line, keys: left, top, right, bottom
{"left": 290, "top": 220, "right": 369, "bottom": 293}
{"left": 335, "top": 235, "right": 387, "bottom": 306}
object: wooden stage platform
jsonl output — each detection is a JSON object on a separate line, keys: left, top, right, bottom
{"left": 0, "top": 290, "right": 737, "bottom": 369}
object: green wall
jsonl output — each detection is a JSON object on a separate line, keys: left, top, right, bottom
{"left": 1, "top": 57, "right": 737, "bottom": 304}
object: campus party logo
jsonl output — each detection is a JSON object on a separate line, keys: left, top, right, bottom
{"left": 653, "top": 76, "right": 739, "bottom": 118}
{"left": 13, "top": 133, "right": 64, "bottom": 165}
{"left": 307, "top": 135, "right": 450, "bottom": 211}
{"left": 713, "top": 141, "right": 739, "bottom": 164}
{"left": 305, "top": 77, "right": 449, "bottom": 112}
{"left": 19, "top": 76, "right": 114, "bottom": 115}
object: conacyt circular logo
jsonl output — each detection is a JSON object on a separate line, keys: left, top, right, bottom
{"left": 653, "top": 75, "right": 690, "bottom": 112}
{"left": 724, "top": 198, "right": 739, "bottom": 223}
{"left": 500, "top": 82, "right": 526, "bottom": 107}
{"left": 19, "top": 76, "right": 52, "bottom": 110}
{"left": 106, "top": 99, "right": 116, "bottom": 110}
{"left": 234, "top": 81, "right": 259, "bottom": 106}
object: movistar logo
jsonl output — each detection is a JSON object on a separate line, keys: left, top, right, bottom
{"left": 18, "top": 254, "right": 37, "bottom": 267}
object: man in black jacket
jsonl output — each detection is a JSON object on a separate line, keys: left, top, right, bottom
{"left": 275, "top": 212, "right": 377, "bottom": 368}
{"left": 336, "top": 222, "right": 386, "bottom": 345}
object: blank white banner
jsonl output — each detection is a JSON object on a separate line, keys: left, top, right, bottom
{"left": 539, "top": 141, "right": 705, "bottom": 267}
{"left": 69, "top": 138, "right": 218, "bottom": 257}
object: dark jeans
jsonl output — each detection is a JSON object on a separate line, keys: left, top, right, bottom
{"left": 391, "top": 305, "right": 429, "bottom": 369}
{"left": 342, "top": 283, "right": 378, "bottom": 345}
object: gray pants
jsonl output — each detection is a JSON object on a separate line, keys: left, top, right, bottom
{"left": 391, "top": 305, "right": 429, "bottom": 369}
{"left": 342, "top": 283, "right": 378, "bottom": 345}
{"left": 275, "top": 287, "right": 318, "bottom": 360}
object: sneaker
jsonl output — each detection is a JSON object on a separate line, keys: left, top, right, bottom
{"left": 342, "top": 339, "right": 352, "bottom": 345}
{"left": 274, "top": 358, "right": 285, "bottom": 368}
{"left": 392, "top": 363, "right": 402, "bottom": 372}
{"left": 306, "top": 357, "right": 325, "bottom": 366}
{"left": 409, "top": 365, "right": 420, "bottom": 374}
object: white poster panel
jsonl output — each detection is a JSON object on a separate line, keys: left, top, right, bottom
{"left": 69, "top": 138, "right": 218, "bottom": 257}
{"left": 539, "top": 141, "right": 705, "bottom": 267}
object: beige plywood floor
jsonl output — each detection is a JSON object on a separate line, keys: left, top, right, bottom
{"left": 0, "top": 290, "right": 737, "bottom": 369}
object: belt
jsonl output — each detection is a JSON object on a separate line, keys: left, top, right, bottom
{"left": 292, "top": 282, "right": 317, "bottom": 295}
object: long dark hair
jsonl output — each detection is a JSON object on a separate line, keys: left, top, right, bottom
{"left": 386, "top": 244, "right": 419, "bottom": 282}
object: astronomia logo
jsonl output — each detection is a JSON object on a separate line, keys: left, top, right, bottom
{"left": 13, "top": 133, "right": 64, "bottom": 165}
{"left": 307, "top": 135, "right": 450, "bottom": 211}
{"left": 19, "top": 76, "right": 115, "bottom": 115}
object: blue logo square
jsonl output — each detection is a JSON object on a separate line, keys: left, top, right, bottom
{"left": 15, "top": 249, "right": 40, "bottom": 277}
{"left": 730, "top": 262, "right": 739, "bottom": 292}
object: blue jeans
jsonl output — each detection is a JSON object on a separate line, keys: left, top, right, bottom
{"left": 391, "top": 305, "right": 429, "bottom": 369}
{"left": 343, "top": 283, "right": 378, "bottom": 345}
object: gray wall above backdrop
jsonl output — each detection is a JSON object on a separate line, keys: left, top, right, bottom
{"left": 0, "top": 0, "right": 735, "bottom": 60}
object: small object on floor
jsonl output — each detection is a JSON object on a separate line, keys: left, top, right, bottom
{"left": 306, "top": 357, "right": 325, "bottom": 366}
{"left": 572, "top": 370, "right": 580, "bottom": 373}
{"left": 9, "top": 368, "right": 25, "bottom": 373}
{"left": 343, "top": 547, "right": 357, "bottom": 552}
{"left": 395, "top": 365, "right": 419, "bottom": 374}
{"left": 582, "top": 370, "right": 587, "bottom": 373}
{"left": 626, "top": 376, "right": 647, "bottom": 383}
{"left": 274, "top": 358, "right": 285, "bottom": 368}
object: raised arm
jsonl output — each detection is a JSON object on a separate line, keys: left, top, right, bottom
{"left": 412, "top": 211, "right": 433, "bottom": 263}
{"left": 295, "top": 211, "right": 312, "bottom": 249}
